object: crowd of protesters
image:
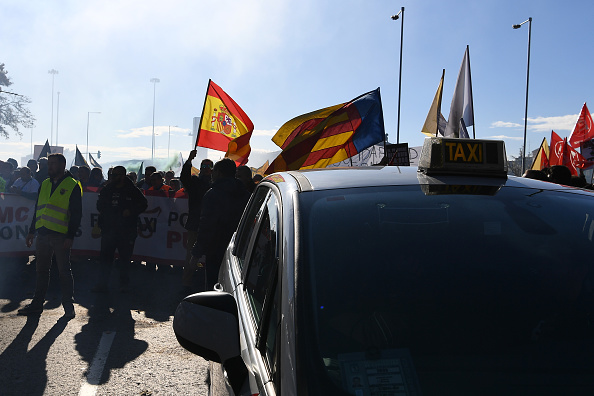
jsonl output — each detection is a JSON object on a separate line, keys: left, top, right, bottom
{"left": 1, "top": 153, "right": 263, "bottom": 317}
{"left": 3, "top": 153, "right": 592, "bottom": 318}
{"left": 522, "top": 164, "right": 594, "bottom": 189}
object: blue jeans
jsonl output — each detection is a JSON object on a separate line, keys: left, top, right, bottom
{"left": 32, "top": 233, "right": 74, "bottom": 309}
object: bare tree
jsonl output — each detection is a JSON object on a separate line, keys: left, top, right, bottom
{"left": 0, "top": 63, "right": 36, "bottom": 139}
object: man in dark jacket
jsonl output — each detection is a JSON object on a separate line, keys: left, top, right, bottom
{"left": 191, "top": 158, "right": 250, "bottom": 290}
{"left": 180, "top": 150, "right": 212, "bottom": 293}
{"left": 93, "top": 166, "right": 148, "bottom": 292}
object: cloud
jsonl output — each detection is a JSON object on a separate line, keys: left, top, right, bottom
{"left": 526, "top": 115, "right": 578, "bottom": 132}
{"left": 253, "top": 129, "right": 277, "bottom": 137}
{"left": 488, "top": 135, "right": 523, "bottom": 141}
{"left": 491, "top": 121, "right": 522, "bottom": 128}
{"left": 491, "top": 114, "right": 579, "bottom": 133}
{"left": 116, "top": 127, "right": 153, "bottom": 138}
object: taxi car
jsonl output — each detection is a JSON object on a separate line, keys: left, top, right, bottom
{"left": 174, "top": 137, "right": 594, "bottom": 395}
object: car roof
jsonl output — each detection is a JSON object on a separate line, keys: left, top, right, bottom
{"left": 263, "top": 166, "right": 593, "bottom": 195}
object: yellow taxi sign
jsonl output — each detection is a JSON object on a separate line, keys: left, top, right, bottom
{"left": 418, "top": 137, "right": 507, "bottom": 177}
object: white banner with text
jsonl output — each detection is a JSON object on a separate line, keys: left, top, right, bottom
{"left": 0, "top": 192, "right": 190, "bottom": 265}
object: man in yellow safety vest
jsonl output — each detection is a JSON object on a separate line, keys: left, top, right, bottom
{"left": 18, "top": 153, "right": 83, "bottom": 318}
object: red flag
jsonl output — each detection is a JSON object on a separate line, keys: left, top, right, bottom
{"left": 549, "top": 131, "right": 564, "bottom": 166}
{"left": 561, "top": 138, "right": 593, "bottom": 175}
{"left": 568, "top": 103, "right": 594, "bottom": 148}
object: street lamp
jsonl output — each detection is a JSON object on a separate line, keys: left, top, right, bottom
{"left": 56, "top": 91, "right": 60, "bottom": 146}
{"left": 513, "top": 17, "right": 532, "bottom": 174}
{"left": 48, "top": 69, "right": 58, "bottom": 146}
{"left": 391, "top": 7, "right": 405, "bottom": 144}
{"left": 150, "top": 78, "right": 160, "bottom": 163}
{"left": 87, "top": 112, "right": 101, "bottom": 163}
{"left": 168, "top": 125, "right": 178, "bottom": 160}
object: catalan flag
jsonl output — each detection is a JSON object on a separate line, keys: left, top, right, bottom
{"left": 195, "top": 80, "right": 254, "bottom": 166}
{"left": 265, "top": 88, "right": 385, "bottom": 174}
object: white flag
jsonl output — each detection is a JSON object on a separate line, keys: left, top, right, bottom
{"left": 459, "top": 118, "right": 470, "bottom": 139}
{"left": 445, "top": 46, "right": 474, "bottom": 138}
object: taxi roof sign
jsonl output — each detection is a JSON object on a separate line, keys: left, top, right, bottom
{"left": 418, "top": 137, "right": 507, "bottom": 178}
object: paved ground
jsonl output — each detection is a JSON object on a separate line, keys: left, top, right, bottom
{"left": 0, "top": 256, "right": 210, "bottom": 395}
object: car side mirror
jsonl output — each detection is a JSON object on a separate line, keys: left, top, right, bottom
{"left": 173, "top": 291, "right": 240, "bottom": 363}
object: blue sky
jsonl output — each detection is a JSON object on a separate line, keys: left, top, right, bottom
{"left": 2, "top": 0, "right": 593, "bottom": 169}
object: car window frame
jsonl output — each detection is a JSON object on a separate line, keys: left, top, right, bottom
{"left": 239, "top": 186, "right": 283, "bottom": 389}
{"left": 233, "top": 185, "right": 271, "bottom": 271}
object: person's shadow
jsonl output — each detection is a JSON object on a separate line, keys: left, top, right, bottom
{"left": 75, "top": 290, "right": 148, "bottom": 386}
{"left": 0, "top": 315, "right": 71, "bottom": 395}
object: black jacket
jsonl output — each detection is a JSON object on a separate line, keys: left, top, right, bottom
{"left": 97, "top": 176, "right": 148, "bottom": 238}
{"left": 192, "top": 177, "right": 250, "bottom": 260}
{"left": 180, "top": 161, "right": 211, "bottom": 231}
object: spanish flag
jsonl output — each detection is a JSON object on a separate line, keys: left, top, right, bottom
{"left": 265, "top": 88, "right": 385, "bottom": 174}
{"left": 195, "top": 80, "right": 254, "bottom": 166}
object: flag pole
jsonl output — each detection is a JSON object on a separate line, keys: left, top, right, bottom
{"left": 466, "top": 45, "right": 475, "bottom": 139}
{"left": 194, "top": 79, "right": 211, "bottom": 148}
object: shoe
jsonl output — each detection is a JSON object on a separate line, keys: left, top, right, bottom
{"left": 91, "top": 284, "right": 108, "bottom": 293}
{"left": 64, "top": 308, "right": 76, "bottom": 319}
{"left": 18, "top": 303, "right": 43, "bottom": 315}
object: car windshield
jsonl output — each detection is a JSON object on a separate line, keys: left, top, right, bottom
{"left": 298, "top": 183, "right": 594, "bottom": 396}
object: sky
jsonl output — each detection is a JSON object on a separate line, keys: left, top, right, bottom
{"left": 2, "top": 0, "right": 594, "bottom": 171}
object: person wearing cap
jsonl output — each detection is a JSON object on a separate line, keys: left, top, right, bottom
{"left": 179, "top": 150, "right": 213, "bottom": 293}
{"left": 18, "top": 153, "right": 82, "bottom": 318}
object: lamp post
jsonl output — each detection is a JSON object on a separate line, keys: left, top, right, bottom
{"left": 391, "top": 7, "right": 404, "bottom": 144}
{"left": 48, "top": 69, "right": 58, "bottom": 146}
{"left": 513, "top": 17, "right": 532, "bottom": 174}
{"left": 87, "top": 112, "right": 101, "bottom": 163}
{"left": 150, "top": 78, "right": 160, "bottom": 163}
{"left": 168, "top": 125, "right": 178, "bottom": 160}
{"left": 56, "top": 91, "right": 60, "bottom": 146}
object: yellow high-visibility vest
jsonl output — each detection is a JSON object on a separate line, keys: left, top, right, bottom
{"left": 35, "top": 176, "right": 82, "bottom": 234}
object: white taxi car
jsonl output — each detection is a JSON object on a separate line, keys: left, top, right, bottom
{"left": 174, "top": 138, "right": 594, "bottom": 395}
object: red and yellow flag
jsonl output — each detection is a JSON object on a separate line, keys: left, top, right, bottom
{"left": 530, "top": 137, "right": 549, "bottom": 170}
{"left": 265, "top": 89, "right": 384, "bottom": 174}
{"left": 195, "top": 80, "right": 254, "bottom": 166}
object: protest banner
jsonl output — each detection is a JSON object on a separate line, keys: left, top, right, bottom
{"left": 0, "top": 192, "right": 189, "bottom": 266}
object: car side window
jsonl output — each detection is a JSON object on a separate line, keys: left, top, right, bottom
{"left": 234, "top": 186, "right": 269, "bottom": 271}
{"left": 244, "top": 194, "right": 279, "bottom": 328}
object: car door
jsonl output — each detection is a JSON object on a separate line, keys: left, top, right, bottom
{"left": 240, "top": 190, "right": 282, "bottom": 395}
{"left": 212, "top": 186, "right": 282, "bottom": 395}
